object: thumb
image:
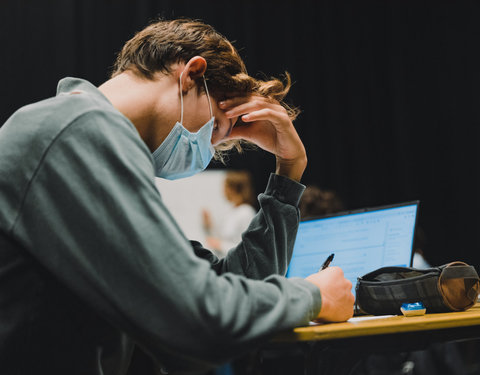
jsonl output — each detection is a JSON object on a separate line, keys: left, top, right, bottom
{"left": 227, "top": 124, "right": 256, "bottom": 142}
{"left": 227, "top": 125, "right": 248, "bottom": 140}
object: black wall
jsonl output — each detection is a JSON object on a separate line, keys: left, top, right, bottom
{"left": 2, "top": 0, "right": 480, "bottom": 269}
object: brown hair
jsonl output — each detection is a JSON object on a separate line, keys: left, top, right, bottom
{"left": 111, "top": 18, "right": 299, "bottom": 157}
{"left": 299, "top": 186, "right": 344, "bottom": 220}
{"left": 225, "top": 170, "right": 255, "bottom": 207}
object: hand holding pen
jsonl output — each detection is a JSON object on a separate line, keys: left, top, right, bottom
{"left": 305, "top": 252, "right": 355, "bottom": 322}
{"left": 320, "top": 253, "right": 335, "bottom": 271}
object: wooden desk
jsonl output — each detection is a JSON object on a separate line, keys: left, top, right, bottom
{"left": 274, "top": 303, "right": 480, "bottom": 343}
{"left": 251, "top": 304, "right": 480, "bottom": 375}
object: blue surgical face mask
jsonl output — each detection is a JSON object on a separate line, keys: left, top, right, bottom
{"left": 152, "top": 72, "right": 215, "bottom": 180}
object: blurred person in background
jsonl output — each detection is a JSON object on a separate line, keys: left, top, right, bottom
{"left": 299, "top": 184, "right": 345, "bottom": 219}
{"left": 202, "top": 170, "right": 257, "bottom": 258}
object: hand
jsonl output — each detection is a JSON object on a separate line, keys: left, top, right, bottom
{"left": 206, "top": 236, "right": 221, "bottom": 251}
{"left": 219, "top": 96, "right": 307, "bottom": 182}
{"left": 305, "top": 267, "right": 355, "bottom": 322}
{"left": 201, "top": 209, "right": 212, "bottom": 234}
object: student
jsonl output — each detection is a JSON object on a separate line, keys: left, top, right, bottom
{"left": 202, "top": 170, "right": 257, "bottom": 257}
{"left": 0, "top": 18, "right": 354, "bottom": 375}
{"left": 298, "top": 185, "right": 345, "bottom": 219}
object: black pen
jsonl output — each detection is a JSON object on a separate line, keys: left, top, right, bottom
{"left": 320, "top": 253, "right": 335, "bottom": 271}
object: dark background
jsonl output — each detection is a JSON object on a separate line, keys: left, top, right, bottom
{"left": 1, "top": 0, "right": 480, "bottom": 269}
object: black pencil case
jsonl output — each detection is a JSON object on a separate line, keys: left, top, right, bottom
{"left": 355, "top": 261, "right": 480, "bottom": 315}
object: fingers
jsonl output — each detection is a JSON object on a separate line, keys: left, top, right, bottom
{"left": 328, "top": 266, "right": 352, "bottom": 289}
{"left": 218, "top": 96, "right": 251, "bottom": 109}
{"left": 219, "top": 94, "right": 307, "bottom": 181}
{"left": 220, "top": 96, "right": 283, "bottom": 118}
{"left": 240, "top": 108, "right": 291, "bottom": 129}
{"left": 305, "top": 267, "right": 355, "bottom": 322}
{"left": 221, "top": 97, "right": 291, "bottom": 141}
{"left": 219, "top": 95, "right": 274, "bottom": 110}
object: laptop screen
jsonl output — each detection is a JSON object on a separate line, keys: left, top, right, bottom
{"left": 286, "top": 201, "right": 419, "bottom": 294}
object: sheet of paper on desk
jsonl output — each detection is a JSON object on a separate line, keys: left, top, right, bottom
{"left": 348, "top": 315, "right": 395, "bottom": 323}
{"left": 308, "top": 315, "right": 395, "bottom": 325}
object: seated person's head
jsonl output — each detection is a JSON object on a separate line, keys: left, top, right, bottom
{"left": 110, "top": 18, "right": 299, "bottom": 157}
{"left": 299, "top": 185, "right": 344, "bottom": 219}
{"left": 224, "top": 170, "right": 255, "bottom": 207}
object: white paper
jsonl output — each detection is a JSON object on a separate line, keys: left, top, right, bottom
{"left": 347, "top": 315, "right": 395, "bottom": 322}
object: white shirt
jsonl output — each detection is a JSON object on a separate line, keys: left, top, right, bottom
{"left": 214, "top": 204, "right": 257, "bottom": 257}
{"left": 413, "top": 252, "right": 431, "bottom": 269}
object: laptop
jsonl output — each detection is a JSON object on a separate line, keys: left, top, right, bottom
{"left": 286, "top": 201, "right": 420, "bottom": 301}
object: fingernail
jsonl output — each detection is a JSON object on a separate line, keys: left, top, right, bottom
{"left": 219, "top": 101, "right": 226, "bottom": 107}
{"left": 242, "top": 114, "right": 250, "bottom": 120}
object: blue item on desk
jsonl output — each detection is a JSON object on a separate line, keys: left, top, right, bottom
{"left": 400, "top": 302, "right": 426, "bottom": 316}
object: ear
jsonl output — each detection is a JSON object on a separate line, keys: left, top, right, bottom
{"left": 180, "top": 56, "right": 207, "bottom": 94}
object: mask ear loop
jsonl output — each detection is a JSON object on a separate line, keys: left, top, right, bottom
{"left": 179, "top": 71, "right": 185, "bottom": 124}
{"left": 179, "top": 72, "right": 213, "bottom": 122}
{"left": 203, "top": 75, "right": 213, "bottom": 118}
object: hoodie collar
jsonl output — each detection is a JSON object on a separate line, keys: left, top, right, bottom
{"left": 56, "top": 77, "right": 112, "bottom": 106}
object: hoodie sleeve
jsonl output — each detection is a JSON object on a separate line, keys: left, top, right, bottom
{"left": 191, "top": 173, "right": 306, "bottom": 281}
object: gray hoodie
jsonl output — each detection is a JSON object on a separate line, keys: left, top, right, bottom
{"left": 0, "top": 77, "right": 321, "bottom": 375}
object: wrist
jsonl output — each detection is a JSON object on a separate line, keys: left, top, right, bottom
{"left": 275, "top": 155, "right": 307, "bottom": 182}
